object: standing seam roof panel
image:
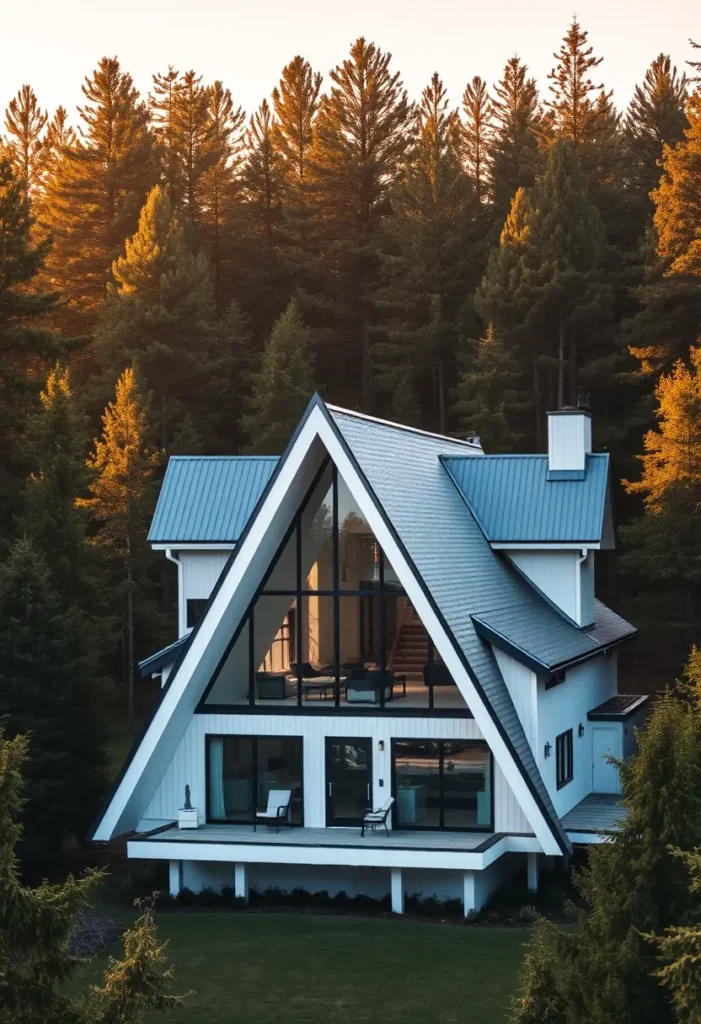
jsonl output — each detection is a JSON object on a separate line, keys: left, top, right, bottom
{"left": 148, "top": 456, "right": 279, "bottom": 543}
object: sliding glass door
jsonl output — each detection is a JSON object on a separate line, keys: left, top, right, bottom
{"left": 206, "top": 735, "right": 303, "bottom": 824}
{"left": 392, "top": 740, "right": 492, "bottom": 831}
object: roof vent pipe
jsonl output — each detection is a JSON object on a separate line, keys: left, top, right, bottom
{"left": 547, "top": 408, "right": 592, "bottom": 473}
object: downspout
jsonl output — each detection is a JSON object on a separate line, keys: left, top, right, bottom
{"left": 165, "top": 548, "right": 185, "bottom": 637}
{"left": 575, "top": 548, "right": 588, "bottom": 626}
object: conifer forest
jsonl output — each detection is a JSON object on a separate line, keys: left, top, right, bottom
{"left": 0, "top": 16, "right": 701, "bottom": 867}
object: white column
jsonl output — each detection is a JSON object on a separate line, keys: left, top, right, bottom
{"left": 234, "top": 862, "right": 249, "bottom": 903}
{"left": 527, "top": 852, "right": 539, "bottom": 892}
{"left": 390, "top": 868, "right": 404, "bottom": 914}
{"left": 169, "top": 860, "right": 182, "bottom": 897}
{"left": 463, "top": 871, "right": 476, "bottom": 917}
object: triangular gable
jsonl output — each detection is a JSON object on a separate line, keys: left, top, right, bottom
{"left": 92, "top": 396, "right": 569, "bottom": 855}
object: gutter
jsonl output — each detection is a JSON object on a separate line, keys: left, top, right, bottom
{"left": 165, "top": 548, "right": 185, "bottom": 636}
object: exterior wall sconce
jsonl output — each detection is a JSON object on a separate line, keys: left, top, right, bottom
{"left": 578, "top": 723, "right": 585, "bottom": 737}
{"left": 544, "top": 742, "right": 552, "bottom": 758}
{"left": 378, "top": 740, "right": 384, "bottom": 751}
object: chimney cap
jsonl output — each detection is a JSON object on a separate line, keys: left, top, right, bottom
{"left": 546, "top": 407, "right": 591, "bottom": 418}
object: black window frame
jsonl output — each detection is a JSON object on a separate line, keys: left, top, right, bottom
{"left": 555, "top": 729, "right": 573, "bottom": 789}
{"left": 186, "top": 598, "right": 208, "bottom": 630}
{"left": 205, "top": 733, "right": 304, "bottom": 825}
{"left": 390, "top": 738, "right": 493, "bottom": 832}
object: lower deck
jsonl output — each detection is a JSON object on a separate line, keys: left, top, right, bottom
{"left": 561, "top": 792, "right": 627, "bottom": 841}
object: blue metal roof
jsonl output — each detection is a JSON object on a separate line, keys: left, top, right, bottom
{"left": 441, "top": 453, "right": 610, "bottom": 543}
{"left": 148, "top": 456, "right": 279, "bottom": 544}
{"left": 139, "top": 635, "right": 189, "bottom": 676}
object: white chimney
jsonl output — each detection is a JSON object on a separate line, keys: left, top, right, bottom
{"left": 547, "top": 408, "right": 592, "bottom": 473}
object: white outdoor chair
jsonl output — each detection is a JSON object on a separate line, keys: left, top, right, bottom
{"left": 361, "top": 796, "right": 394, "bottom": 837}
{"left": 254, "top": 789, "right": 292, "bottom": 832}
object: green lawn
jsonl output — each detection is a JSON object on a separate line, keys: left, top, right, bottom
{"left": 82, "top": 911, "right": 528, "bottom": 1023}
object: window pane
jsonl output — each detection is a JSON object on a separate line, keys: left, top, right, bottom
{"left": 204, "top": 622, "right": 249, "bottom": 705}
{"left": 393, "top": 740, "right": 441, "bottom": 828}
{"left": 256, "top": 737, "right": 303, "bottom": 824}
{"left": 254, "top": 596, "right": 297, "bottom": 702}
{"left": 442, "top": 742, "right": 492, "bottom": 829}
{"left": 337, "top": 476, "right": 379, "bottom": 590}
{"left": 301, "top": 469, "right": 334, "bottom": 590}
{"left": 186, "top": 598, "right": 208, "bottom": 629}
{"left": 298, "top": 596, "right": 336, "bottom": 702}
{"left": 209, "top": 736, "right": 254, "bottom": 821}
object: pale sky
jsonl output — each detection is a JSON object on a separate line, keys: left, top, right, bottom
{"left": 1, "top": 0, "right": 698, "bottom": 128}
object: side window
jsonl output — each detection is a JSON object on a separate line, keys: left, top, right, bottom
{"left": 556, "top": 729, "right": 573, "bottom": 789}
{"left": 187, "top": 598, "right": 208, "bottom": 629}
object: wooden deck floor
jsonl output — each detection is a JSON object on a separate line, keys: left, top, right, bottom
{"left": 561, "top": 793, "right": 627, "bottom": 835}
{"left": 133, "top": 823, "right": 498, "bottom": 853}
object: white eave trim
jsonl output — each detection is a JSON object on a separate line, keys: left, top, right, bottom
{"left": 151, "top": 543, "right": 236, "bottom": 551}
{"left": 491, "top": 542, "right": 601, "bottom": 551}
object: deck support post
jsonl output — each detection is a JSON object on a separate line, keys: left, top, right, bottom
{"left": 527, "top": 852, "right": 539, "bottom": 893}
{"left": 234, "top": 862, "right": 249, "bottom": 903}
{"left": 169, "top": 860, "right": 182, "bottom": 897}
{"left": 390, "top": 868, "right": 404, "bottom": 914}
{"left": 463, "top": 871, "right": 476, "bottom": 916}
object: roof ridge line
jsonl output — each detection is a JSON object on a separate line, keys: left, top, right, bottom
{"left": 326, "top": 403, "right": 483, "bottom": 450}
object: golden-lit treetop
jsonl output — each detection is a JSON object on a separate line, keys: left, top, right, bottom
{"left": 653, "top": 92, "right": 701, "bottom": 277}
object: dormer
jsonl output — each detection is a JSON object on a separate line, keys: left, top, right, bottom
{"left": 441, "top": 409, "right": 613, "bottom": 629}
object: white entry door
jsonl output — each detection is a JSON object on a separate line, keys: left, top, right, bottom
{"left": 591, "top": 726, "right": 621, "bottom": 794}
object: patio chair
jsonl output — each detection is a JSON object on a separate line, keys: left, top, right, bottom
{"left": 254, "top": 789, "right": 292, "bottom": 832}
{"left": 361, "top": 796, "right": 394, "bottom": 838}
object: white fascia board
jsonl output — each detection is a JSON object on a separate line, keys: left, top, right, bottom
{"left": 316, "top": 412, "right": 563, "bottom": 856}
{"left": 127, "top": 833, "right": 543, "bottom": 871}
{"left": 566, "top": 831, "right": 612, "bottom": 845}
{"left": 93, "top": 412, "right": 325, "bottom": 841}
{"left": 151, "top": 544, "right": 236, "bottom": 551}
{"left": 491, "top": 542, "right": 601, "bottom": 551}
{"left": 95, "top": 404, "right": 560, "bottom": 854}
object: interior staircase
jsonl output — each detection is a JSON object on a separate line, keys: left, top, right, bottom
{"left": 390, "top": 606, "right": 430, "bottom": 684}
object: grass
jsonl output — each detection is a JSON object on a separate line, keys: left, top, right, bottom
{"left": 80, "top": 911, "right": 528, "bottom": 1024}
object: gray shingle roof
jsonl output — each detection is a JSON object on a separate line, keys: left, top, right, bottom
{"left": 442, "top": 453, "right": 610, "bottom": 543}
{"left": 328, "top": 405, "right": 574, "bottom": 854}
{"left": 148, "top": 456, "right": 278, "bottom": 544}
{"left": 586, "top": 600, "right": 638, "bottom": 648}
{"left": 138, "top": 635, "right": 189, "bottom": 677}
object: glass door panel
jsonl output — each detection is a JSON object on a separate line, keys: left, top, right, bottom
{"left": 393, "top": 740, "right": 441, "bottom": 828}
{"left": 325, "top": 738, "right": 372, "bottom": 826}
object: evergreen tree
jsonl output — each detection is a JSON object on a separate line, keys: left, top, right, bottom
{"left": 653, "top": 849, "right": 701, "bottom": 1024}
{"left": 0, "top": 730, "right": 182, "bottom": 1023}
{"left": 172, "top": 70, "right": 213, "bottom": 221}
{"left": 80, "top": 367, "right": 159, "bottom": 719}
{"left": 376, "top": 73, "right": 476, "bottom": 430}
{"left": 0, "top": 539, "right": 104, "bottom": 858}
{"left": 95, "top": 185, "right": 217, "bottom": 452}
{"left": 199, "top": 80, "right": 245, "bottom": 308}
{"left": 461, "top": 75, "right": 493, "bottom": 204}
{"left": 453, "top": 325, "right": 530, "bottom": 451}
{"left": 210, "top": 299, "right": 256, "bottom": 452}
{"left": 305, "top": 37, "right": 411, "bottom": 410}
{"left": 625, "top": 54, "right": 688, "bottom": 203}
{"left": 508, "top": 917, "right": 568, "bottom": 1024}
{"left": 243, "top": 299, "right": 315, "bottom": 454}
{"left": 510, "top": 684, "right": 701, "bottom": 1024}
{"left": 653, "top": 92, "right": 701, "bottom": 277}
{"left": 38, "top": 105, "right": 76, "bottom": 186}
{"left": 40, "top": 57, "right": 158, "bottom": 331}
{"left": 2, "top": 84, "right": 47, "bottom": 195}
{"left": 272, "top": 55, "right": 322, "bottom": 184}
{"left": 490, "top": 57, "right": 543, "bottom": 219}
{"left": 149, "top": 65, "right": 183, "bottom": 198}
{"left": 243, "top": 99, "right": 286, "bottom": 254}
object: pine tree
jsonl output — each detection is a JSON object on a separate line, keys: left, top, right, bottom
{"left": 94, "top": 185, "right": 217, "bottom": 452}
{"left": 150, "top": 65, "right": 183, "bottom": 199}
{"left": 210, "top": 299, "right": 256, "bottom": 452}
{"left": 37, "top": 105, "right": 76, "bottom": 185}
{"left": 653, "top": 92, "right": 701, "bottom": 277}
{"left": 243, "top": 299, "right": 315, "bottom": 454}
{"left": 80, "top": 367, "right": 159, "bottom": 719}
{"left": 0, "top": 539, "right": 103, "bottom": 859}
{"left": 453, "top": 325, "right": 530, "bottom": 451}
{"left": 173, "top": 70, "right": 213, "bottom": 221}
{"left": 198, "top": 80, "right": 245, "bottom": 308}
{"left": 40, "top": 57, "right": 158, "bottom": 331}
{"left": 0, "top": 730, "right": 182, "bottom": 1023}
{"left": 625, "top": 54, "right": 688, "bottom": 203}
{"left": 490, "top": 57, "right": 543, "bottom": 219}
{"left": 2, "top": 84, "right": 47, "bottom": 195}
{"left": 243, "top": 99, "right": 286, "bottom": 253}
{"left": 305, "top": 37, "right": 411, "bottom": 410}
{"left": 376, "top": 73, "right": 476, "bottom": 430}
{"left": 272, "top": 55, "right": 322, "bottom": 184}
{"left": 508, "top": 917, "right": 568, "bottom": 1024}
{"left": 461, "top": 75, "right": 493, "bottom": 204}
{"left": 653, "top": 849, "right": 701, "bottom": 1024}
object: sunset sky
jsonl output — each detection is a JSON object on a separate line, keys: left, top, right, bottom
{"left": 2, "top": 0, "right": 698, "bottom": 125}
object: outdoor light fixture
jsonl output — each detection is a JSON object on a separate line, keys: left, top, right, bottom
{"left": 544, "top": 742, "right": 552, "bottom": 758}
{"left": 578, "top": 723, "right": 585, "bottom": 737}
{"left": 378, "top": 740, "right": 384, "bottom": 751}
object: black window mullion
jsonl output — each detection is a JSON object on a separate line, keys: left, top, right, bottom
{"left": 247, "top": 613, "right": 255, "bottom": 707}
{"left": 438, "top": 741, "right": 445, "bottom": 829}
{"left": 296, "top": 522, "right": 303, "bottom": 707}
{"left": 427, "top": 637, "right": 434, "bottom": 711}
{"left": 332, "top": 468, "right": 340, "bottom": 707}
{"left": 379, "top": 551, "right": 386, "bottom": 709}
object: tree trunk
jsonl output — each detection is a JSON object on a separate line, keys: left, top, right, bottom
{"left": 361, "top": 314, "right": 372, "bottom": 412}
{"left": 127, "top": 555, "right": 135, "bottom": 720}
{"left": 558, "top": 311, "right": 565, "bottom": 410}
{"left": 437, "top": 353, "right": 446, "bottom": 435}
{"left": 534, "top": 356, "right": 543, "bottom": 451}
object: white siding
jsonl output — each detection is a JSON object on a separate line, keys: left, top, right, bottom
{"left": 547, "top": 412, "right": 592, "bottom": 472}
{"left": 537, "top": 652, "right": 618, "bottom": 816}
{"left": 493, "top": 648, "right": 538, "bottom": 748}
{"left": 507, "top": 550, "right": 578, "bottom": 622}
{"left": 180, "top": 551, "right": 230, "bottom": 603}
{"left": 143, "top": 712, "right": 531, "bottom": 836}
